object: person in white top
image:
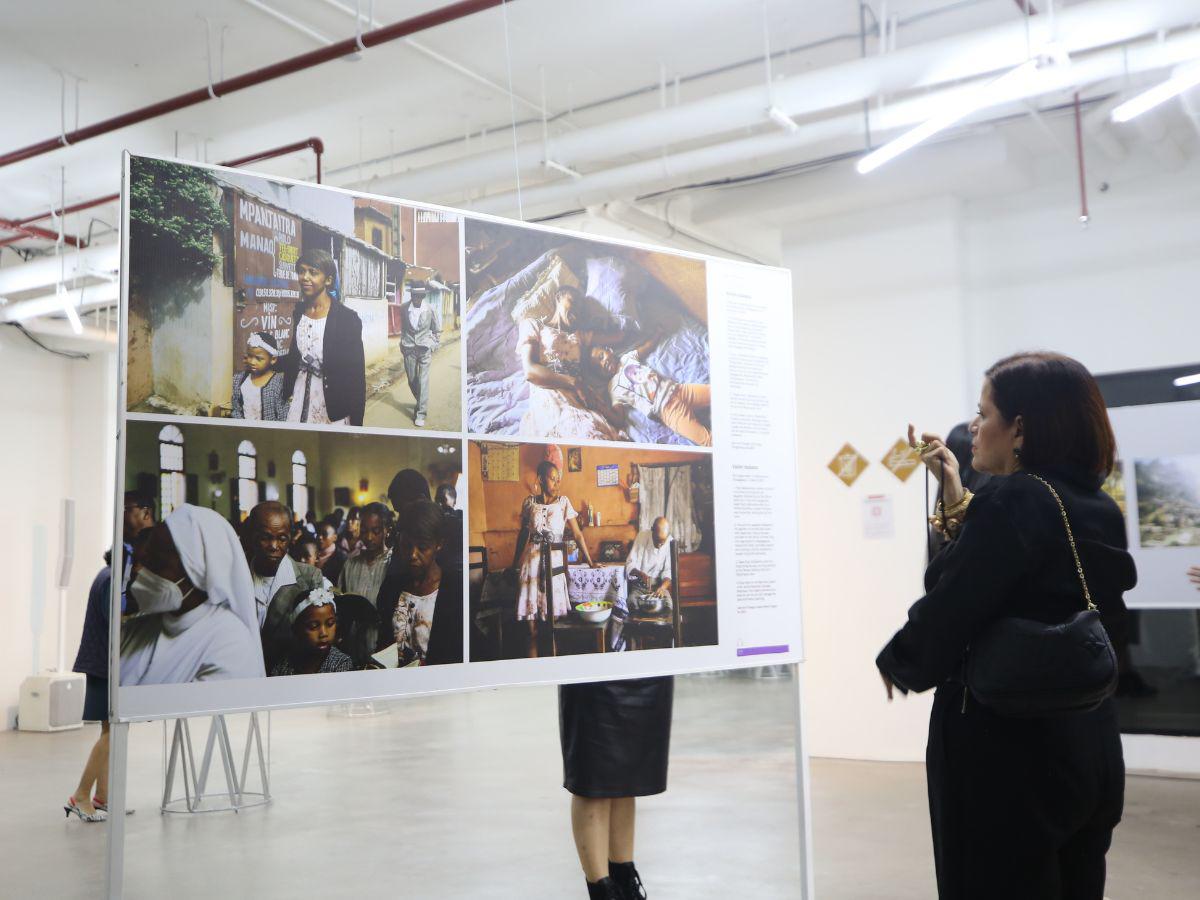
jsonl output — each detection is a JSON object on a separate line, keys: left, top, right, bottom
{"left": 510, "top": 460, "right": 599, "bottom": 658}
{"left": 231, "top": 331, "right": 288, "bottom": 420}
{"left": 625, "top": 517, "right": 673, "bottom": 608}
{"left": 585, "top": 333, "right": 712, "bottom": 447}
{"left": 121, "top": 505, "right": 265, "bottom": 686}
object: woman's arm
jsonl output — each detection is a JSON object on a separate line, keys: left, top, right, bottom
{"left": 876, "top": 488, "right": 1030, "bottom": 693}
{"left": 518, "top": 340, "right": 577, "bottom": 391}
{"left": 566, "top": 518, "right": 598, "bottom": 568}
{"left": 510, "top": 526, "right": 530, "bottom": 572}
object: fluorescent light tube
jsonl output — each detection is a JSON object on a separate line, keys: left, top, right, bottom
{"left": 1112, "top": 62, "right": 1200, "bottom": 124}
{"left": 857, "top": 59, "right": 1039, "bottom": 175}
{"left": 1173, "top": 372, "right": 1200, "bottom": 388}
{"left": 767, "top": 105, "right": 799, "bottom": 134}
{"left": 59, "top": 287, "right": 83, "bottom": 335}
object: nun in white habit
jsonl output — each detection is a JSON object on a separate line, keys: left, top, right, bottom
{"left": 121, "top": 504, "right": 265, "bottom": 685}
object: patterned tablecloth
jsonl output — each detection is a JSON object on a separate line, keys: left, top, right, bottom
{"left": 566, "top": 563, "right": 628, "bottom": 611}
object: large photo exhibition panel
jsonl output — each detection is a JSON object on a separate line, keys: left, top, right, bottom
{"left": 115, "top": 154, "right": 802, "bottom": 721}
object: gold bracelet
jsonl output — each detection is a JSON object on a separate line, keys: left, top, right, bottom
{"left": 941, "top": 490, "right": 974, "bottom": 520}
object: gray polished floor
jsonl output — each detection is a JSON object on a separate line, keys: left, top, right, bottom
{"left": 1, "top": 674, "right": 1196, "bottom": 898}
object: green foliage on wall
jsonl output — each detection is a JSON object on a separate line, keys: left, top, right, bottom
{"left": 129, "top": 158, "right": 227, "bottom": 291}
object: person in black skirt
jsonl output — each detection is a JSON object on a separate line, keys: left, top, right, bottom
{"left": 560, "top": 676, "right": 673, "bottom": 899}
{"left": 65, "top": 493, "right": 155, "bottom": 822}
{"left": 877, "top": 352, "right": 1135, "bottom": 900}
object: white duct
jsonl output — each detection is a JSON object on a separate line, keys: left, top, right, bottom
{"left": 360, "top": 0, "right": 1200, "bottom": 201}
{"left": 11, "top": 317, "right": 117, "bottom": 348}
{"left": 0, "top": 243, "right": 119, "bottom": 297}
{"left": 0, "top": 280, "right": 120, "bottom": 323}
{"left": 467, "top": 28, "right": 1200, "bottom": 219}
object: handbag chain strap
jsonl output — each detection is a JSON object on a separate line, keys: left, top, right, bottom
{"left": 1027, "top": 473, "right": 1096, "bottom": 612}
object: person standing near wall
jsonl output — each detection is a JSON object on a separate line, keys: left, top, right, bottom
{"left": 65, "top": 491, "right": 154, "bottom": 822}
{"left": 282, "top": 249, "right": 366, "bottom": 427}
{"left": 877, "top": 352, "right": 1136, "bottom": 900}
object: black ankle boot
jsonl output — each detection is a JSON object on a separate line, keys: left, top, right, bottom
{"left": 586, "top": 876, "right": 622, "bottom": 899}
{"left": 609, "top": 861, "right": 647, "bottom": 900}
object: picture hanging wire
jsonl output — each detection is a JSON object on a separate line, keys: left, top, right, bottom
{"left": 500, "top": 0, "right": 525, "bottom": 221}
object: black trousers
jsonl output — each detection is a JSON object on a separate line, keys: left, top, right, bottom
{"left": 927, "top": 686, "right": 1124, "bottom": 900}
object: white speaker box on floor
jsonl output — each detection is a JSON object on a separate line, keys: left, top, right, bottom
{"left": 19, "top": 673, "right": 86, "bottom": 732}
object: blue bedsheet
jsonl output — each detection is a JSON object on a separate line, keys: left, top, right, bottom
{"left": 466, "top": 248, "right": 710, "bottom": 445}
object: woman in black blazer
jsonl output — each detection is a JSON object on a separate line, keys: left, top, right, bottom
{"left": 877, "top": 352, "right": 1136, "bottom": 900}
{"left": 282, "top": 248, "right": 366, "bottom": 426}
{"left": 373, "top": 499, "right": 463, "bottom": 666}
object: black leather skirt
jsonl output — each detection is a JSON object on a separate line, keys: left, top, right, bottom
{"left": 559, "top": 676, "right": 674, "bottom": 798}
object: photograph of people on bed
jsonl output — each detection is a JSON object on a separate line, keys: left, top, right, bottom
{"left": 464, "top": 219, "right": 712, "bottom": 446}
{"left": 467, "top": 441, "right": 718, "bottom": 661}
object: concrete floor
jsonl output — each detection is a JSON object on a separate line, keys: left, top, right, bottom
{"left": 1, "top": 674, "right": 1197, "bottom": 899}
{"left": 364, "top": 334, "right": 461, "bottom": 431}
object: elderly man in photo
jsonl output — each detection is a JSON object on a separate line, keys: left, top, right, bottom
{"left": 613, "top": 517, "right": 674, "bottom": 651}
{"left": 626, "top": 517, "right": 673, "bottom": 606}
{"left": 246, "top": 501, "right": 329, "bottom": 671}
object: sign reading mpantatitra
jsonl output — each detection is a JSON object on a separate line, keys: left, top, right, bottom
{"left": 233, "top": 194, "right": 301, "bottom": 369}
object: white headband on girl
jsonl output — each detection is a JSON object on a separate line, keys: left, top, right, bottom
{"left": 248, "top": 333, "right": 283, "bottom": 357}
{"left": 290, "top": 585, "right": 337, "bottom": 623}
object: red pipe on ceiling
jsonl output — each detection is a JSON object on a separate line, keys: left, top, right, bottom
{"left": 0, "top": 218, "right": 86, "bottom": 248}
{"left": 0, "top": 137, "right": 325, "bottom": 249}
{"left": 0, "top": 0, "right": 507, "bottom": 170}
{"left": 14, "top": 137, "right": 326, "bottom": 229}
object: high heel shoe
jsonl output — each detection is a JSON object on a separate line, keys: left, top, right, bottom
{"left": 64, "top": 797, "right": 107, "bottom": 823}
{"left": 609, "top": 861, "right": 648, "bottom": 900}
{"left": 586, "top": 876, "right": 622, "bottom": 899}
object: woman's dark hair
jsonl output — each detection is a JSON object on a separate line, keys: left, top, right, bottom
{"left": 387, "top": 468, "right": 431, "bottom": 509}
{"left": 298, "top": 248, "right": 337, "bottom": 281}
{"left": 291, "top": 537, "right": 319, "bottom": 560}
{"left": 397, "top": 500, "right": 443, "bottom": 548}
{"left": 346, "top": 505, "right": 362, "bottom": 522}
{"left": 985, "top": 351, "right": 1116, "bottom": 477}
{"left": 555, "top": 284, "right": 582, "bottom": 304}
{"left": 361, "top": 501, "right": 392, "bottom": 527}
{"left": 535, "top": 460, "right": 559, "bottom": 482}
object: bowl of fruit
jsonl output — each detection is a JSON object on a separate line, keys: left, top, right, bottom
{"left": 574, "top": 600, "right": 613, "bottom": 624}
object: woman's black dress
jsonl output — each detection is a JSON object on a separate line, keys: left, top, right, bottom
{"left": 877, "top": 466, "right": 1136, "bottom": 900}
{"left": 280, "top": 300, "right": 366, "bottom": 426}
{"left": 559, "top": 676, "right": 673, "bottom": 798}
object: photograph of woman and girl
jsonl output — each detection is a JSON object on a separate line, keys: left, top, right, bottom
{"left": 469, "top": 441, "right": 718, "bottom": 661}
{"left": 228, "top": 248, "right": 367, "bottom": 425}
{"left": 465, "top": 219, "right": 713, "bottom": 446}
{"left": 126, "top": 158, "right": 461, "bottom": 431}
{"left": 121, "top": 421, "right": 464, "bottom": 686}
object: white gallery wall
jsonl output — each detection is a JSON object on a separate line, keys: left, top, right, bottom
{"left": 0, "top": 329, "right": 116, "bottom": 730}
{"left": 788, "top": 155, "right": 1200, "bottom": 771}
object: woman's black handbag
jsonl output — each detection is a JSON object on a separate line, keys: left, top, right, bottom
{"left": 964, "top": 474, "right": 1118, "bottom": 717}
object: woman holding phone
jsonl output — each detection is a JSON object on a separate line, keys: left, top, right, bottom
{"left": 877, "top": 352, "right": 1136, "bottom": 900}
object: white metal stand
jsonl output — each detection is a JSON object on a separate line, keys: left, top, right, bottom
{"left": 160, "top": 712, "right": 271, "bottom": 814}
{"left": 792, "top": 662, "right": 816, "bottom": 899}
{"left": 105, "top": 721, "right": 129, "bottom": 900}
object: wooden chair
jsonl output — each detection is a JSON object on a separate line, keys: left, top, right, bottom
{"left": 468, "top": 545, "right": 503, "bottom": 660}
{"left": 622, "top": 540, "right": 682, "bottom": 650}
{"left": 540, "top": 536, "right": 608, "bottom": 656}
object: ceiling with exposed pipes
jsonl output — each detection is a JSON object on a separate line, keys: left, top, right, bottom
{"left": 1, "top": 0, "right": 1198, "bottom": 328}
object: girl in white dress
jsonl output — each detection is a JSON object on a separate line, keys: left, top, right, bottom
{"left": 510, "top": 460, "right": 598, "bottom": 657}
